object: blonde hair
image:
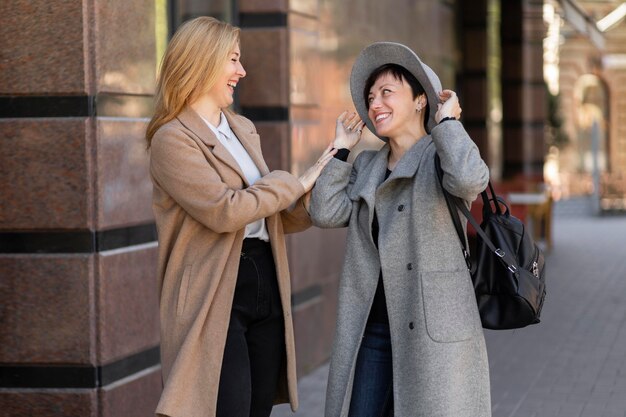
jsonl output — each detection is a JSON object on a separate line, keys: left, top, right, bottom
{"left": 146, "top": 16, "right": 240, "bottom": 146}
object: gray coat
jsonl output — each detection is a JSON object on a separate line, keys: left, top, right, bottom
{"left": 310, "top": 121, "right": 492, "bottom": 417}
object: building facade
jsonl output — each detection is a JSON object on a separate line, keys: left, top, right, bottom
{"left": 555, "top": 0, "right": 626, "bottom": 208}
{"left": 0, "top": 0, "right": 546, "bottom": 415}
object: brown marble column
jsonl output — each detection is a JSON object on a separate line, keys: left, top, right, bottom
{"left": 0, "top": 1, "right": 161, "bottom": 416}
{"left": 237, "top": 0, "right": 342, "bottom": 377}
{"left": 459, "top": 0, "right": 490, "bottom": 162}
{"left": 501, "top": 0, "right": 547, "bottom": 180}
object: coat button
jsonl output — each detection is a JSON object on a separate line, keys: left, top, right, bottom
{"left": 409, "top": 322, "right": 415, "bottom": 330}
{"left": 397, "top": 204, "right": 405, "bottom": 212}
{"left": 407, "top": 263, "right": 413, "bottom": 270}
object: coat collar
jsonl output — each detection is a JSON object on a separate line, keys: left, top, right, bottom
{"left": 176, "top": 107, "right": 269, "bottom": 185}
{"left": 352, "top": 136, "right": 434, "bottom": 209}
{"left": 387, "top": 135, "right": 433, "bottom": 182}
{"left": 223, "top": 111, "right": 269, "bottom": 176}
{"left": 352, "top": 145, "right": 389, "bottom": 210}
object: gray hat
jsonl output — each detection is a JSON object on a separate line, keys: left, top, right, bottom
{"left": 350, "top": 42, "right": 442, "bottom": 141}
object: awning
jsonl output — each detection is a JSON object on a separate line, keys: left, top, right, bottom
{"left": 559, "top": 0, "right": 605, "bottom": 49}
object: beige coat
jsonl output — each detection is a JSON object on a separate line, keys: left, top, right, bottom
{"left": 149, "top": 107, "right": 310, "bottom": 417}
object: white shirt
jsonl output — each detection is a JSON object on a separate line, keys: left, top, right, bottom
{"left": 201, "top": 112, "right": 269, "bottom": 241}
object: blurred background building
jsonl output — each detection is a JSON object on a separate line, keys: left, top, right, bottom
{"left": 1, "top": 0, "right": 624, "bottom": 415}
{"left": 545, "top": 0, "right": 626, "bottom": 212}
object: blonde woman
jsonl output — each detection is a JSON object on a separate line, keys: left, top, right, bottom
{"left": 147, "top": 17, "right": 335, "bottom": 417}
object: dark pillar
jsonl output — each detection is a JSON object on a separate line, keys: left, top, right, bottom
{"left": 501, "top": 0, "right": 546, "bottom": 180}
{"left": 459, "top": 0, "right": 490, "bottom": 163}
{"left": 238, "top": 0, "right": 342, "bottom": 377}
{"left": 0, "top": 1, "right": 161, "bottom": 415}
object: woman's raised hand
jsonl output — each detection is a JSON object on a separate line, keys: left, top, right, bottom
{"left": 435, "top": 89, "right": 462, "bottom": 123}
{"left": 333, "top": 111, "right": 365, "bottom": 150}
{"left": 297, "top": 144, "right": 337, "bottom": 192}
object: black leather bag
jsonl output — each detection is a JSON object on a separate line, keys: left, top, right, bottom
{"left": 435, "top": 155, "right": 547, "bottom": 330}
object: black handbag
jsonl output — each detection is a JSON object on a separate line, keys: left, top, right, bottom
{"left": 435, "top": 155, "right": 546, "bottom": 330}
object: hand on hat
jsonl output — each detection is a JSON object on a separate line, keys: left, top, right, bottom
{"left": 333, "top": 111, "right": 365, "bottom": 150}
{"left": 435, "top": 89, "right": 462, "bottom": 123}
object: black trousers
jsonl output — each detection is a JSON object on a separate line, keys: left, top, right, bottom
{"left": 216, "top": 238, "right": 285, "bottom": 417}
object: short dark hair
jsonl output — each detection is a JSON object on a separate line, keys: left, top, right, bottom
{"left": 363, "top": 64, "right": 429, "bottom": 127}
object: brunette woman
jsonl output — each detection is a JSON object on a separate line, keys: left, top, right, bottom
{"left": 311, "top": 42, "right": 491, "bottom": 417}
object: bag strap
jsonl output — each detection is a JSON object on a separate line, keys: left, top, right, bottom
{"left": 434, "top": 155, "right": 471, "bottom": 269}
{"left": 434, "top": 154, "right": 521, "bottom": 275}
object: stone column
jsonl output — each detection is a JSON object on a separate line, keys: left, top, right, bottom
{"left": 0, "top": 1, "right": 161, "bottom": 416}
{"left": 459, "top": 0, "right": 490, "bottom": 163}
{"left": 501, "top": 0, "right": 547, "bottom": 180}
{"left": 237, "top": 0, "right": 343, "bottom": 376}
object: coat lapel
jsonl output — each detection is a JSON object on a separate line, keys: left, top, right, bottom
{"left": 386, "top": 136, "right": 434, "bottom": 183}
{"left": 351, "top": 136, "right": 434, "bottom": 207}
{"left": 351, "top": 144, "right": 390, "bottom": 211}
{"left": 176, "top": 107, "right": 266, "bottom": 186}
{"left": 224, "top": 111, "right": 269, "bottom": 176}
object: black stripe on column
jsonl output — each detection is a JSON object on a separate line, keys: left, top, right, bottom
{"left": 97, "top": 223, "right": 158, "bottom": 252}
{"left": 241, "top": 106, "right": 289, "bottom": 122}
{"left": 0, "top": 346, "right": 160, "bottom": 389}
{"left": 0, "top": 365, "right": 98, "bottom": 389}
{"left": 500, "top": 79, "right": 547, "bottom": 87}
{"left": 239, "top": 12, "right": 288, "bottom": 28}
{"left": 0, "top": 223, "right": 157, "bottom": 254}
{"left": 462, "top": 120, "right": 488, "bottom": 129}
{"left": 461, "top": 70, "right": 487, "bottom": 79}
{"left": 0, "top": 96, "right": 94, "bottom": 118}
{"left": 0, "top": 230, "right": 96, "bottom": 253}
{"left": 100, "top": 346, "right": 161, "bottom": 386}
{"left": 501, "top": 120, "right": 546, "bottom": 129}
{"left": 0, "top": 94, "right": 153, "bottom": 118}
{"left": 502, "top": 161, "right": 545, "bottom": 178}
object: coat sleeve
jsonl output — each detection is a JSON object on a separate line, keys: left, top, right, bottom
{"left": 150, "top": 126, "right": 305, "bottom": 234}
{"left": 230, "top": 112, "right": 312, "bottom": 234}
{"left": 430, "top": 120, "right": 489, "bottom": 202}
{"left": 280, "top": 196, "right": 313, "bottom": 234}
{"left": 309, "top": 154, "right": 363, "bottom": 228}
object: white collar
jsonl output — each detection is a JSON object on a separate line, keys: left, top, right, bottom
{"left": 202, "top": 112, "right": 232, "bottom": 140}
{"left": 216, "top": 112, "right": 232, "bottom": 139}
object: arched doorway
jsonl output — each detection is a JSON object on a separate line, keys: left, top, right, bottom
{"left": 557, "top": 73, "right": 609, "bottom": 200}
{"left": 573, "top": 74, "right": 609, "bottom": 177}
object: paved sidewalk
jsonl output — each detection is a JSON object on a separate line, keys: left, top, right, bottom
{"left": 273, "top": 214, "right": 626, "bottom": 417}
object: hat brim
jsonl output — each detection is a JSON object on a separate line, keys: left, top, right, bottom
{"left": 350, "top": 42, "right": 442, "bottom": 141}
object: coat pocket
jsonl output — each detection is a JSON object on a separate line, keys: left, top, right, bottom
{"left": 421, "top": 270, "right": 480, "bottom": 343}
{"left": 176, "top": 265, "right": 193, "bottom": 317}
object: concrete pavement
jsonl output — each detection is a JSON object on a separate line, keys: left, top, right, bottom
{"left": 272, "top": 211, "right": 626, "bottom": 417}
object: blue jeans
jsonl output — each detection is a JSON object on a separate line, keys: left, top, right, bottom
{"left": 348, "top": 322, "right": 394, "bottom": 417}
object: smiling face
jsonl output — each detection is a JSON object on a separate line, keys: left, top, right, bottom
{"left": 206, "top": 44, "right": 246, "bottom": 109}
{"left": 367, "top": 72, "right": 425, "bottom": 139}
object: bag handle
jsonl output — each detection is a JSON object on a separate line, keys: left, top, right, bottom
{"left": 434, "top": 154, "right": 521, "bottom": 275}
{"left": 482, "top": 182, "right": 504, "bottom": 216}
